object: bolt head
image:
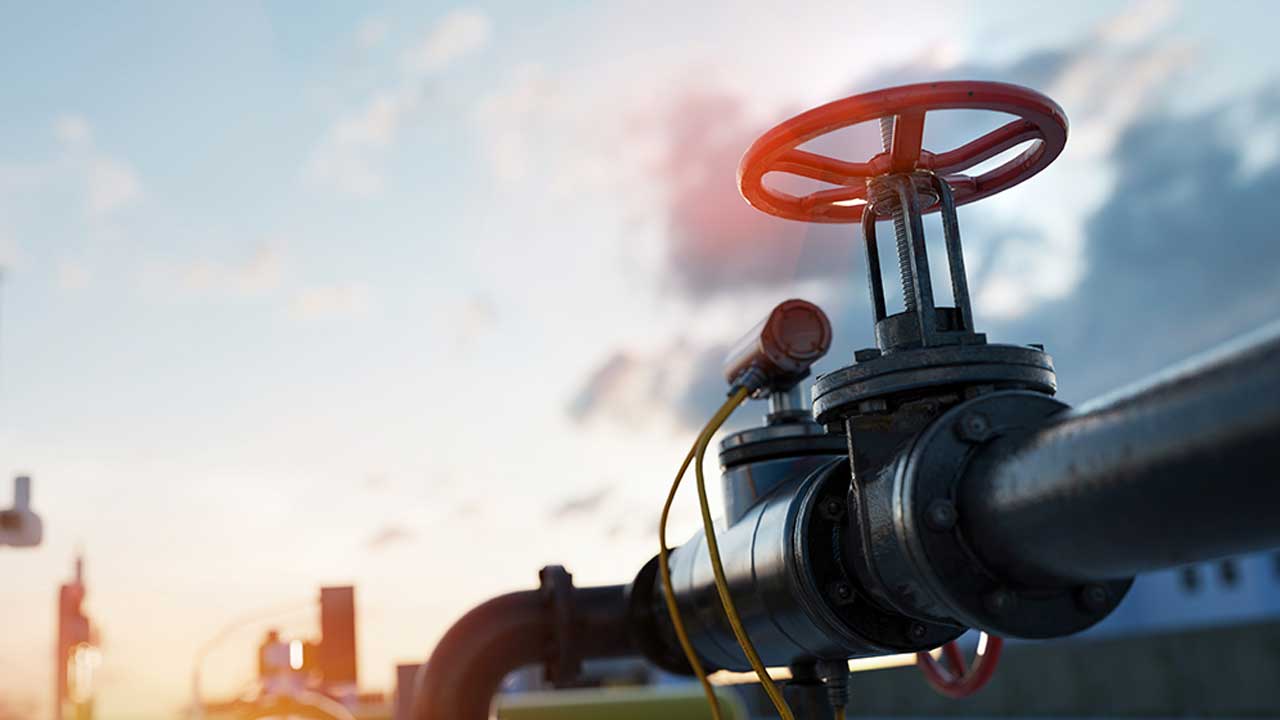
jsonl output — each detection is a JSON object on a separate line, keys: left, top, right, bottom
{"left": 956, "top": 412, "right": 993, "bottom": 443}
{"left": 820, "top": 498, "right": 846, "bottom": 521}
{"left": 925, "top": 499, "right": 958, "bottom": 531}
{"left": 829, "top": 582, "right": 855, "bottom": 604}
{"left": 908, "top": 622, "right": 928, "bottom": 641}
{"left": 857, "top": 398, "right": 889, "bottom": 414}
{"left": 854, "top": 348, "right": 882, "bottom": 362}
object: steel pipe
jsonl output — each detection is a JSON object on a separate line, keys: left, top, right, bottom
{"left": 412, "top": 577, "right": 634, "bottom": 720}
{"left": 960, "top": 320, "right": 1280, "bottom": 587}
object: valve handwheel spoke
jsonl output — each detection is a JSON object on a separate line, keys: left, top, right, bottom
{"left": 889, "top": 109, "right": 926, "bottom": 172}
{"left": 916, "top": 635, "right": 1005, "bottom": 699}
{"left": 738, "top": 81, "right": 1068, "bottom": 223}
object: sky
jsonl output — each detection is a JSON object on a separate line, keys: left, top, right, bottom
{"left": 2, "top": 1, "right": 1280, "bottom": 718}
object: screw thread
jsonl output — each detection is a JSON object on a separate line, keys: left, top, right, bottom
{"left": 878, "top": 117, "right": 916, "bottom": 312}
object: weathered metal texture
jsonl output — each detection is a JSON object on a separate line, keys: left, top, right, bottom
{"left": 717, "top": 411, "right": 847, "bottom": 524}
{"left": 718, "top": 441, "right": 845, "bottom": 525}
{"left": 960, "top": 320, "right": 1280, "bottom": 588}
{"left": 863, "top": 172, "right": 983, "bottom": 350}
{"left": 811, "top": 344, "right": 1056, "bottom": 425}
{"left": 853, "top": 391, "right": 1132, "bottom": 639}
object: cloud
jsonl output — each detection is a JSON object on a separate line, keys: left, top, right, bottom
{"left": 87, "top": 155, "right": 143, "bottom": 215}
{"left": 290, "top": 282, "right": 373, "bottom": 320}
{"left": 452, "top": 294, "right": 497, "bottom": 348}
{"left": 401, "top": 9, "right": 491, "bottom": 76}
{"left": 309, "top": 9, "right": 493, "bottom": 196}
{"left": 139, "top": 244, "right": 285, "bottom": 298}
{"left": 135, "top": 244, "right": 385, "bottom": 324}
{"left": 308, "top": 91, "right": 413, "bottom": 196}
{"left": 476, "top": 64, "right": 557, "bottom": 183}
{"left": 452, "top": 498, "right": 482, "bottom": 520}
{"left": 54, "top": 115, "right": 92, "bottom": 146}
{"left": 355, "top": 17, "right": 390, "bottom": 51}
{"left": 655, "top": 91, "right": 858, "bottom": 298}
{"left": 55, "top": 257, "right": 93, "bottom": 291}
{"left": 0, "top": 227, "right": 22, "bottom": 269}
{"left": 363, "top": 473, "right": 390, "bottom": 491}
{"left": 547, "top": 486, "right": 613, "bottom": 521}
{"left": 365, "top": 524, "right": 414, "bottom": 551}
{"left": 992, "top": 83, "right": 1280, "bottom": 403}
{"left": 1097, "top": 0, "right": 1178, "bottom": 45}
{"left": 568, "top": 339, "right": 732, "bottom": 431}
{"left": 53, "top": 114, "right": 144, "bottom": 217}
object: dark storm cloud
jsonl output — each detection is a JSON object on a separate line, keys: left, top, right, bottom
{"left": 991, "top": 87, "right": 1280, "bottom": 403}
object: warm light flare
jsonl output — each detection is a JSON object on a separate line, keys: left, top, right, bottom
{"left": 67, "top": 642, "right": 102, "bottom": 703}
{"left": 708, "top": 650, "right": 934, "bottom": 686}
{"left": 289, "top": 639, "right": 304, "bottom": 670}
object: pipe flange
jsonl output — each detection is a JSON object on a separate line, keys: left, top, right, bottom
{"left": 812, "top": 344, "right": 1056, "bottom": 425}
{"left": 895, "top": 392, "right": 1132, "bottom": 638}
{"left": 799, "top": 460, "right": 964, "bottom": 653}
{"left": 627, "top": 555, "right": 699, "bottom": 675}
{"left": 539, "top": 565, "right": 579, "bottom": 684}
{"left": 719, "top": 420, "right": 847, "bottom": 468}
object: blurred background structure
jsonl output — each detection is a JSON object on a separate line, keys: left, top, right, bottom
{"left": 0, "top": 475, "right": 42, "bottom": 548}
{"left": 2, "top": 0, "right": 1280, "bottom": 717}
{"left": 55, "top": 554, "right": 97, "bottom": 720}
{"left": 192, "top": 585, "right": 378, "bottom": 720}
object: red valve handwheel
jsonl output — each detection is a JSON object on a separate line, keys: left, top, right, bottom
{"left": 916, "top": 635, "right": 1004, "bottom": 699}
{"left": 738, "top": 81, "right": 1068, "bottom": 223}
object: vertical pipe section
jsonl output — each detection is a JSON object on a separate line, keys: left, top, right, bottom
{"left": 960, "top": 321, "right": 1280, "bottom": 587}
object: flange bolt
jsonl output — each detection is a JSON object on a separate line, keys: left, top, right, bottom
{"left": 925, "top": 499, "right": 958, "bottom": 531}
{"left": 957, "top": 412, "right": 993, "bottom": 443}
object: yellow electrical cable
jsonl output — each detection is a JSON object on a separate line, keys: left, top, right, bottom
{"left": 694, "top": 386, "right": 796, "bottom": 720}
{"left": 659, "top": 444, "right": 724, "bottom": 720}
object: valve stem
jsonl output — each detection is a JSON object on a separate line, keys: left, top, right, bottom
{"left": 879, "top": 116, "right": 917, "bottom": 312}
